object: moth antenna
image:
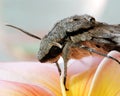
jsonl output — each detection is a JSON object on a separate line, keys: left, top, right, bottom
{"left": 6, "top": 24, "right": 41, "bottom": 40}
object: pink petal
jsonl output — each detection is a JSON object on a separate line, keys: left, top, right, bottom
{"left": 0, "top": 80, "right": 55, "bottom": 96}
{"left": 0, "top": 62, "right": 62, "bottom": 96}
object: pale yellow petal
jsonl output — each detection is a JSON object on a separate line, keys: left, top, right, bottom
{"left": 89, "top": 51, "right": 120, "bottom": 96}
{"left": 67, "top": 67, "right": 97, "bottom": 96}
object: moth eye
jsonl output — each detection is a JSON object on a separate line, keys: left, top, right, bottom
{"left": 49, "top": 46, "right": 62, "bottom": 57}
{"left": 90, "top": 17, "right": 95, "bottom": 23}
{"left": 39, "top": 46, "right": 62, "bottom": 62}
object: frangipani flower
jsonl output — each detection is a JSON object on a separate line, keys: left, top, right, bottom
{"left": 0, "top": 51, "right": 120, "bottom": 96}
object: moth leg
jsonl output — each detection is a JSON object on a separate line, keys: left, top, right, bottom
{"left": 55, "top": 62, "right": 61, "bottom": 75}
{"left": 79, "top": 45, "right": 120, "bottom": 64}
{"left": 62, "top": 42, "right": 71, "bottom": 91}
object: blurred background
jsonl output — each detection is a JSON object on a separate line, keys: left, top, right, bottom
{"left": 0, "top": 0, "right": 120, "bottom": 61}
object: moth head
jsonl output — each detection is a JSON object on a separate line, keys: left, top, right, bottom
{"left": 6, "top": 24, "right": 63, "bottom": 63}
{"left": 38, "top": 37, "right": 62, "bottom": 63}
{"left": 59, "top": 14, "right": 96, "bottom": 33}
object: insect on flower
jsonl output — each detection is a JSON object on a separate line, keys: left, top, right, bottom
{"left": 6, "top": 14, "right": 120, "bottom": 90}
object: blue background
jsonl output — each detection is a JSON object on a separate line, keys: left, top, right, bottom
{"left": 0, "top": 0, "right": 120, "bottom": 61}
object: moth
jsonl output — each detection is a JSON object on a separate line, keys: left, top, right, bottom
{"left": 6, "top": 14, "right": 120, "bottom": 90}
